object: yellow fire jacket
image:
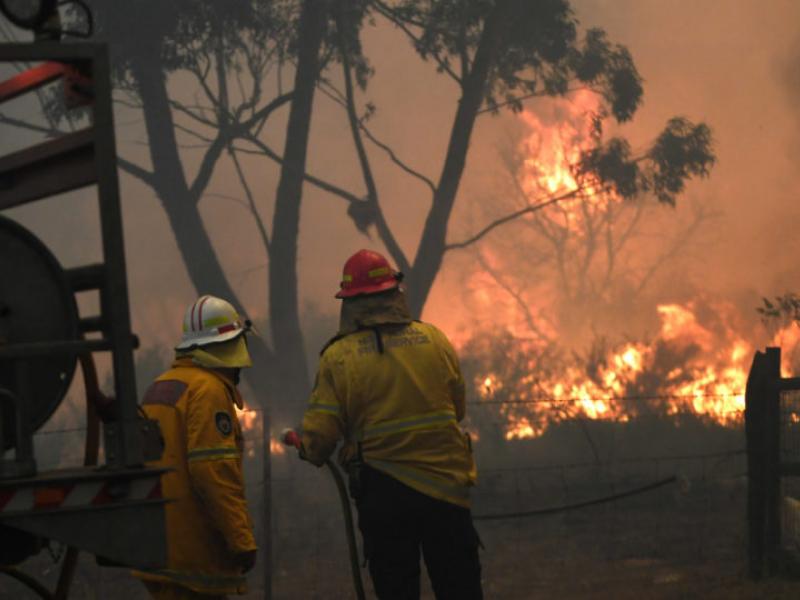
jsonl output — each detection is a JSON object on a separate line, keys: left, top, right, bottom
{"left": 302, "top": 321, "right": 477, "bottom": 508}
{"left": 133, "top": 358, "right": 256, "bottom": 595}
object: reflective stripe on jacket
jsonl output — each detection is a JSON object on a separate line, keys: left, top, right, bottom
{"left": 302, "top": 321, "right": 476, "bottom": 508}
{"left": 133, "top": 358, "right": 256, "bottom": 595}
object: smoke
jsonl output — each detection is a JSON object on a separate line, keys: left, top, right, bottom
{"left": 3, "top": 2, "right": 800, "bottom": 406}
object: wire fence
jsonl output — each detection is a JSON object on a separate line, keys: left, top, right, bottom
{"left": 467, "top": 391, "right": 745, "bottom": 406}
{"left": 2, "top": 399, "right": 756, "bottom": 599}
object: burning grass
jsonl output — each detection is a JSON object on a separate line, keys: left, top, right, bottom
{"left": 459, "top": 299, "right": 800, "bottom": 442}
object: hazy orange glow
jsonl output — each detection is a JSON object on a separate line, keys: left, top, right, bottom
{"left": 459, "top": 92, "right": 800, "bottom": 441}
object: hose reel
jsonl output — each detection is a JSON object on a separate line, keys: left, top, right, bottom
{"left": 0, "top": 215, "right": 79, "bottom": 450}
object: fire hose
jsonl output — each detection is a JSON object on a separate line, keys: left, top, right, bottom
{"left": 282, "top": 430, "right": 366, "bottom": 600}
{"left": 473, "top": 474, "right": 678, "bottom": 521}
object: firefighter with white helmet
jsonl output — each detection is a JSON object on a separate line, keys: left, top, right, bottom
{"left": 298, "top": 250, "right": 483, "bottom": 599}
{"left": 133, "top": 295, "right": 258, "bottom": 599}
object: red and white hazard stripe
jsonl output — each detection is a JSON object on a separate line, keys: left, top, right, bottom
{"left": 0, "top": 476, "right": 162, "bottom": 514}
{"left": 189, "top": 295, "right": 212, "bottom": 332}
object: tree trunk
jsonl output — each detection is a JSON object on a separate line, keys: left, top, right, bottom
{"left": 131, "top": 51, "right": 238, "bottom": 301}
{"left": 268, "top": 0, "right": 327, "bottom": 416}
{"left": 129, "top": 49, "right": 277, "bottom": 401}
{"left": 404, "top": 2, "right": 510, "bottom": 317}
{"left": 130, "top": 46, "right": 279, "bottom": 592}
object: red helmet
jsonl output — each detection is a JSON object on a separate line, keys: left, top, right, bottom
{"left": 336, "top": 249, "right": 402, "bottom": 298}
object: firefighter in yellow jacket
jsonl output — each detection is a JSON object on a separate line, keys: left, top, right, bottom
{"left": 300, "top": 250, "right": 483, "bottom": 600}
{"left": 134, "top": 296, "right": 258, "bottom": 600}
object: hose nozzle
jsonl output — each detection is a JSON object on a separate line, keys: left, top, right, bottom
{"left": 281, "top": 428, "right": 301, "bottom": 449}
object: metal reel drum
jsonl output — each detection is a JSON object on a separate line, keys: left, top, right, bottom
{"left": 0, "top": 215, "right": 79, "bottom": 450}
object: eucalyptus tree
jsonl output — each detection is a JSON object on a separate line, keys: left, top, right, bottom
{"left": 305, "top": 0, "right": 715, "bottom": 317}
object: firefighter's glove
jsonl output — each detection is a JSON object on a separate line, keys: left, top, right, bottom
{"left": 235, "top": 549, "right": 257, "bottom": 574}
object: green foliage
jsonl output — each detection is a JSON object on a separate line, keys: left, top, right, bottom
{"left": 758, "top": 294, "right": 800, "bottom": 325}
{"left": 384, "top": 0, "right": 642, "bottom": 122}
{"left": 82, "top": 1, "right": 292, "bottom": 81}
{"left": 647, "top": 118, "right": 715, "bottom": 205}
{"left": 577, "top": 137, "right": 639, "bottom": 198}
{"left": 577, "top": 117, "right": 715, "bottom": 205}
{"left": 570, "top": 29, "right": 642, "bottom": 122}
{"left": 331, "top": 1, "right": 374, "bottom": 89}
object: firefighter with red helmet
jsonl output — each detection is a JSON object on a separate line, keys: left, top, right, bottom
{"left": 133, "top": 296, "right": 258, "bottom": 600}
{"left": 299, "top": 249, "right": 483, "bottom": 599}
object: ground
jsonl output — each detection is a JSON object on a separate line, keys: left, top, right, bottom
{"left": 4, "top": 421, "right": 800, "bottom": 598}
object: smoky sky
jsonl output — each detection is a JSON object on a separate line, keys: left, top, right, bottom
{"left": 3, "top": 0, "right": 800, "bottom": 358}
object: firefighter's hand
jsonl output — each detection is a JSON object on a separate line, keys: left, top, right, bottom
{"left": 235, "top": 549, "right": 257, "bottom": 573}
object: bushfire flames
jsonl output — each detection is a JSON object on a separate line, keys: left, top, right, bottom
{"left": 458, "top": 91, "right": 800, "bottom": 440}
{"left": 242, "top": 92, "right": 798, "bottom": 449}
{"left": 476, "top": 301, "right": 800, "bottom": 440}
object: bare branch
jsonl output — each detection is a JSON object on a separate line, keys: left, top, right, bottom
{"left": 238, "top": 135, "right": 363, "bottom": 205}
{"left": 117, "top": 157, "right": 155, "bottom": 187}
{"left": 475, "top": 250, "right": 550, "bottom": 342}
{"left": 578, "top": 196, "right": 597, "bottom": 287}
{"left": 234, "top": 68, "right": 249, "bottom": 118}
{"left": 446, "top": 188, "right": 584, "bottom": 251}
{"left": 241, "top": 91, "right": 294, "bottom": 131}
{"left": 172, "top": 122, "right": 215, "bottom": 144}
{"left": 318, "top": 80, "right": 437, "bottom": 192}
{"left": 477, "top": 86, "right": 589, "bottom": 115}
{"left": 457, "top": 17, "right": 471, "bottom": 79}
{"left": 113, "top": 96, "right": 144, "bottom": 111}
{"left": 169, "top": 101, "right": 218, "bottom": 128}
{"left": 334, "top": 6, "right": 411, "bottom": 273}
{"left": 187, "top": 54, "right": 220, "bottom": 112}
{"left": 228, "top": 145, "right": 271, "bottom": 254}
{"left": 189, "top": 133, "right": 230, "bottom": 203}
{"left": 371, "top": 0, "right": 462, "bottom": 85}
{"left": 214, "top": 37, "right": 231, "bottom": 125}
{"left": 633, "top": 204, "right": 714, "bottom": 296}
{"left": 360, "top": 125, "right": 437, "bottom": 193}
{"left": 204, "top": 192, "right": 251, "bottom": 211}
{"left": 0, "top": 113, "right": 61, "bottom": 136}
{"left": 336, "top": 37, "right": 377, "bottom": 203}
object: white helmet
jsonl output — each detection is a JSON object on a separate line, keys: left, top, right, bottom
{"left": 175, "top": 295, "right": 250, "bottom": 350}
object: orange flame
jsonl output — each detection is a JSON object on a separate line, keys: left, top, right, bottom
{"left": 235, "top": 405, "right": 286, "bottom": 455}
{"left": 473, "top": 302, "right": 800, "bottom": 441}
{"left": 447, "top": 91, "right": 800, "bottom": 441}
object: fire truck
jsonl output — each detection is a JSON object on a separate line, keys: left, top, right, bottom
{"left": 0, "top": 1, "right": 167, "bottom": 597}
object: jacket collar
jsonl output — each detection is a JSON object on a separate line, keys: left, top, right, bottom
{"left": 338, "top": 290, "right": 413, "bottom": 335}
{"left": 170, "top": 357, "right": 244, "bottom": 408}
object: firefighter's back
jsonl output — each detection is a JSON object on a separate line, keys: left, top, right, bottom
{"left": 327, "top": 320, "right": 476, "bottom": 507}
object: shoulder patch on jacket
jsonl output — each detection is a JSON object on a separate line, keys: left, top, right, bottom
{"left": 142, "top": 380, "right": 187, "bottom": 407}
{"left": 215, "top": 411, "right": 233, "bottom": 436}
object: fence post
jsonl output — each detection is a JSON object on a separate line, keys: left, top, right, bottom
{"left": 262, "top": 409, "right": 272, "bottom": 598}
{"left": 764, "top": 347, "right": 782, "bottom": 575}
{"left": 746, "top": 350, "right": 767, "bottom": 579}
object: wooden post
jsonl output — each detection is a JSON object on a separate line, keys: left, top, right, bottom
{"left": 262, "top": 408, "right": 271, "bottom": 598}
{"left": 746, "top": 350, "right": 767, "bottom": 579}
{"left": 764, "top": 347, "right": 782, "bottom": 575}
